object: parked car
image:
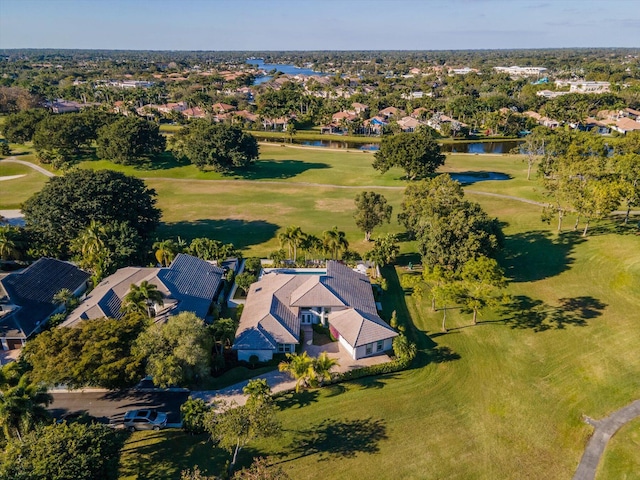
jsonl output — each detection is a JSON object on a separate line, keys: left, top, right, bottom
{"left": 123, "top": 409, "right": 168, "bottom": 431}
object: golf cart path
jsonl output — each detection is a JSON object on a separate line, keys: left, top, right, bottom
{"left": 573, "top": 399, "right": 640, "bottom": 480}
{"left": 1, "top": 157, "right": 56, "bottom": 177}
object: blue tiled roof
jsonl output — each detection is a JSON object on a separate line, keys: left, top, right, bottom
{"left": 0, "top": 258, "right": 89, "bottom": 338}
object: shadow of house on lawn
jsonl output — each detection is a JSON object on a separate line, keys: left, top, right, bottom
{"left": 158, "top": 219, "right": 279, "bottom": 250}
{"left": 500, "top": 230, "right": 585, "bottom": 283}
{"left": 500, "top": 295, "right": 607, "bottom": 332}
{"left": 232, "top": 159, "right": 330, "bottom": 181}
{"left": 284, "top": 417, "right": 388, "bottom": 462}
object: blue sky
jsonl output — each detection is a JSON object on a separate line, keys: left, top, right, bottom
{"left": 1, "top": 0, "right": 638, "bottom": 50}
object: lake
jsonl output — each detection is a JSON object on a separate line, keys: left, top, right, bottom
{"left": 257, "top": 137, "right": 522, "bottom": 154}
{"left": 247, "top": 58, "right": 325, "bottom": 84}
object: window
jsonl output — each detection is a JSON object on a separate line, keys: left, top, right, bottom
{"left": 284, "top": 344, "right": 291, "bottom": 352}
{"left": 278, "top": 345, "right": 285, "bottom": 353}
{"left": 377, "top": 340, "right": 384, "bottom": 351}
{"left": 366, "top": 344, "right": 372, "bottom": 355}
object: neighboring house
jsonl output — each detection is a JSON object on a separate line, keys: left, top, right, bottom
{"left": 233, "top": 261, "right": 397, "bottom": 362}
{"left": 378, "top": 106, "right": 402, "bottom": 119}
{"left": 62, "top": 254, "right": 225, "bottom": 327}
{"left": 0, "top": 259, "right": 90, "bottom": 350}
{"left": 364, "top": 116, "right": 388, "bottom": 135}
{"left": 212, "top": 102, "right": 237, "bottom": 114}
{"left": 494, "top": 66, "right": 547, "bottom": 77}
{"left": 396, "top": 116, "right": 422, "bottom": 132}
{"left": 612, "top": 117, "right": 640, "bottom": 135}
{"left": 523, "top": 111, "right": 560, "bottom": 129}
{"left": 332, "top": 111, "right": 358, "bottom": 124}
{"left": 182, "top": 107, "right": 206, "bottom": 119}
{"left": 351, "top": 102, "right": 369, "bottom": 115}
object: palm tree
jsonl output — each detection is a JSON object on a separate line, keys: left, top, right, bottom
{"left": 121, "top": 281, "right": 164, "bottom": 317}
{"left": 322, "top": 226, "right": 349, "bottom": 260}
{"left": 52, "top": 288, "right": 73, "bottom": 309}
{"left": 0, "top": 375, "right": 52, "bottom": 442}
{"left": 0, "top": 226, "right": 22, "bottom": 261}
{"left": 311, "top": 352, "right": 339, "bottom": 387}
{"left": 153, "top": 239, "right": 181, "bottom": 267}
{"left": 278, "top": 352, "right": 315, "bottom": 393}
{"left": 75, "top": 220, "right": 106, "bottom": 258}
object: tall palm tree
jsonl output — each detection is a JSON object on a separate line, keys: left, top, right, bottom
{"left": 278, "top": 225, "right": 304, "bottom": 262}
{"left": 278, "top": 352, "right": 315, "bottom": 393}
{"left": 0, "top": 375, "right": 52, "bottom": 442}
{"left": 322, "top": 226, "right": 349, "bottom": 260}
{"left": 311, "top": 352, "right": 340, "bottom": 387}
{"left": 121, "top": 281, "right": 164, "bottom": 317}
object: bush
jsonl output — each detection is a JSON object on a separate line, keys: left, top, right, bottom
{"left": 180, "top": 397, "right": 212, "bottom": 435}
{"left": 248, "top": 354, "right": 260, "bottom": 368}
{"left": 243, "top": 257, "right": 262, "bottom": 276}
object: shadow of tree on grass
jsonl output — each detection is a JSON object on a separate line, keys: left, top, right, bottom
{"left": 500, "top": 295, "right": 607, "bottom": 332}
{"left": 158, "top": 218, "right": 279, "bottom": 250}
{"left": 284, "top": 417, "right": 387, "bottom": 462}
{"left": 276, "top": 390, "right": 320, "bottom": 410}
{"left": 500, "top": 231, "right": 585, "bottom": 283}
{"left": 231, "top": 159, "right": 330, "bottom": 180}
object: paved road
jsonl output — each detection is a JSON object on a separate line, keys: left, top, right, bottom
{"left": 49, "top": 390, "right": 189, "bottom": 425}
{"left": 573, "top": 399, "right": 640, "bottom": 480}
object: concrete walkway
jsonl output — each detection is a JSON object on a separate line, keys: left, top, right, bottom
{"left": 1, "top": 157, "right": 56, "bottom": 177}
{"left": 573, "top": 399, "right": 640, "bottom": 480}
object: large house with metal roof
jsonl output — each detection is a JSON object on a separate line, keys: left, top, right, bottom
{"left": 0, "top": 258, "right": 90, "bottom": 351}
{"left": 233, "top": 261, "right": 397, "bottom": 361}
{"left": 62, "top": 254, "right": 225, "bottom": 327}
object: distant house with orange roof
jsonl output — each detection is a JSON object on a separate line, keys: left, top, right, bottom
{"left": 212, "top": 102, "right": 237, "bottom": 114}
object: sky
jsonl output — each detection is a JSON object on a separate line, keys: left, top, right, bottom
{"left": 1, "top": 0, "right": 639, "bottom": 51}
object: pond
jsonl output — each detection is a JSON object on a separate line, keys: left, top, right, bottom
{"left": 257, "top": 137, "right": 522, "bottom": 154}
{"left": 449, "top": 172, "right": 511, "bottom": 184}
{"left": 247, "top": 58, "right": 325, "bottom": 84}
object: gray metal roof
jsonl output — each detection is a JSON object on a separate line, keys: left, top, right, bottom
{"left": 63, "top": 254, "right": 224, "bottom": 327}
{"left": 0, "top": 258, "right": 90, "bottom": 338}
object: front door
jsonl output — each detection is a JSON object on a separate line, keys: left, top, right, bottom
{"left": 301, "top": 313, "right": 313, "bottom": 324}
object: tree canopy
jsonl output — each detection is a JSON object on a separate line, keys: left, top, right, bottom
{"left": 132, "top": 311, "right": 212, "bottom": 388}
{"left": 0, "top": 422, "right": 125, "bottom": 480}
{"left": 354, "top": 191, "right": 393, "bottom": 241}
{"left": 96, "top": 115, "right": 165, "bottom": 165}
{"left": 169, "top": 120, "right": 259, "bottom": 171}
{"left": 21, "top": 313, "right": 148, "bottom": 389}
{"left": 0, "top": 108, "right": 49, "bottom": 143}
{"left": 400, "top": 174, "right": 503, "bottom": 272}
{"left": 373, "top": 131, "right": 445, "bottom": 180}
{"left": 22, "top": 169, "right": 161, "bottom": 258}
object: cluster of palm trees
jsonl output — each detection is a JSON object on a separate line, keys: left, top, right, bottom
{"left": 0, "top": 224, "right": 25, "bottom": 264}
{"left": 277, "top": 225, "right": 349, "bottom": 264}
{"left": 278, "top": 351, "right": 339, "bottom": 393}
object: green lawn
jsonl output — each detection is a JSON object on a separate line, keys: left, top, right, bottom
{"left": 0, "top": 161, "right": 49, "bottom": 209}
{"left": 597, "top": 418, "right": 640, "bottom": 480}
